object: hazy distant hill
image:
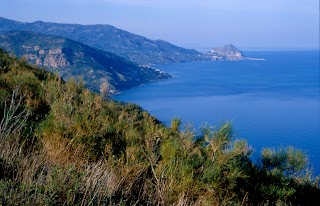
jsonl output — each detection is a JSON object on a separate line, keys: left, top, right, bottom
{"left": 0, "top": 31, "right": 170, "bottom": 92}
{"left": 0, "top": 17, "right": 206, "bottom": 65}
{"left": 205, "top": 44, "right": 246, "bottom": 60}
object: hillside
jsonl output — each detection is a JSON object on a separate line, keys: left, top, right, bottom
{"left": 0, "top": 49, "right": 319, "bottom": 205}
{"left": 0, "top": 17, "right": 207, "bottom": 65}
{"left": 0, "top": 31, "right": 170, "bottom": 93}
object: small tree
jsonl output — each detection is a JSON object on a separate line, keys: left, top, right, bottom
{"left": 100, "top": 80, "right": 109, "bottom": 99}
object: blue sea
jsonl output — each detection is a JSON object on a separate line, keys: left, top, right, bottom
{"left": 114, "top": 51, "right": 320, "bottom": 175}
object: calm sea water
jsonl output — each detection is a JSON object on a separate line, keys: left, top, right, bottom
{"left": 114, "top": 51, "right": 320, "bottom": 174}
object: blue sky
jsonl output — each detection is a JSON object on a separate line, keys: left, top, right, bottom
{"left": 1, "top": 0, "right": 319, "bottom": 50}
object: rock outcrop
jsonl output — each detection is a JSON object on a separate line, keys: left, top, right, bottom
{"left": 22, "top": 47, "right": 70, "bottom": 68}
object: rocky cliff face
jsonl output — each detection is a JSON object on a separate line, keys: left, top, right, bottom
{"left": 22, "top": 46, "right": 70, "bottom": 68}
{"left": 205, "top": 44, "right": 246, "bottom": 61}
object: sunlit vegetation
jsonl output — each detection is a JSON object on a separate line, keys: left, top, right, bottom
{"left": 0, "top": 49, "right": 319, "bottom": 205}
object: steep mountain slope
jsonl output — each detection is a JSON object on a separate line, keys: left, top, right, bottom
{"left": 0, "top": 31, "right": 170, "bottom": 92}
{"left": 0, "top": 17, "right": 206, "bottom": 65}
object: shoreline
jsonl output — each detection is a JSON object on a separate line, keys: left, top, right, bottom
{"left": 246, "top": 57, "right": 266, "bottom": 61}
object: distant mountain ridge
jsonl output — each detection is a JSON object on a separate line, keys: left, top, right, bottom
{"left": 0, "top": 17, "right": 256, "bottom": 93}
{"left": 0, "top": 17, "right": 206, "bottom": 65}
{"left": 0, "top": 31, "right": 170, "bottom": 93}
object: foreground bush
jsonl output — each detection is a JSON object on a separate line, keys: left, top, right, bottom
{"left": 0, "top": 49, "right": 319, "bottom": 205}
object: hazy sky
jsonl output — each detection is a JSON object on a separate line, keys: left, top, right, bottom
{"left": 1, "top": 0, "right": 319, "bottom": 50}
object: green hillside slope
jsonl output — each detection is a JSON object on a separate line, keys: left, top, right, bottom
{"left": 0, "top": 31, "right": 170, "bottom": 93}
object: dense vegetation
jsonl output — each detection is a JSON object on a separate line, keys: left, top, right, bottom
{"left": 0, "top": 49, "right": 319, "bottom": 205}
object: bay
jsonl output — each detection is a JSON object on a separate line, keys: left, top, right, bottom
{"left": 114, "top": 50, "right": 320, "bottom": 175}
